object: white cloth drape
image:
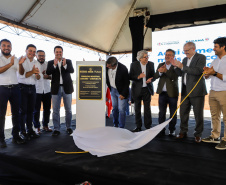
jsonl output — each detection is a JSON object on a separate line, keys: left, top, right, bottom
{"left": 72, "top": 119, "right": 171, "bottom": 157}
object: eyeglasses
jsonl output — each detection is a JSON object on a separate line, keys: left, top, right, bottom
{"left": 183, "top": 48, "right": 192, "bottom": 53}
{"left": 143, "top": 55, "right": 149, "bottom": 59}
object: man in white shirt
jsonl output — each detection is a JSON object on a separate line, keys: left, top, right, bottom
{"left": 33, "top": 50, "right": 52, "bottom": 134}
{"left": 202, "top": 37, "right": 226, "bottom": 150}
{"left": 18, "top": 44, "right": 41, "bottom": 140}
{"left": 0, "top": 39, "right": 25, "bottom": 148}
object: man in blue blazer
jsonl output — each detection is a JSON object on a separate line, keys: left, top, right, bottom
{"left": 106, "top": 57, "right": 129, "bottom": 128}
{"left": 172, "top": 42, "right": 207, "bottom": 143}
{"left": 46, "top": 46, "right": 74, "bottom": 136}
{"left": 130, "top": 50, "right": 155, "bottom": 132}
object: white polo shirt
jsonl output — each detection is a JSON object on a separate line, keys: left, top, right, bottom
{"left": 18, "top": 57, "right": 41, "bottom": 85}
{"left": 210, "top": 55, "right": 226, "bottom": 91}
{"left": 35, "top": 61, "right": 51, "bottom": 94}
{"left": 0, "top": 54, "right": 19, "bottom": 85}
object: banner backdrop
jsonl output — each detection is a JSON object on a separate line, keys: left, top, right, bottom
{"left": 152, "top": 22, "right": 226, "bottom": 91}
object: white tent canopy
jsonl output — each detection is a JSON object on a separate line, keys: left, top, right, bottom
{"left": 0, "top": 0, "right": 226, "bottom": 54}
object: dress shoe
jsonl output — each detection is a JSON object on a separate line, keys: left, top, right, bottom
{"left": 28, "top": 130, "right": 40, "bottom": 138}
{"left": 157, "top": 130, "right": 165, "bottom": 137}
{"left": 132, "top": 127, "right": 142, "bottom": 132}
{"left": 169, "top": 131, "right": 176, "bottom": 137}
{"left": 20, "top": 132, "right": 31, "bottom": 141}
{"left": 0, "top": 140, "right": 7, "bottom": 148}
{"left": 36, "top": 128, "right": 41, "bottom": 134}
{"left": 176, "top": 133, "right": 187, "bottom": 139}
{"left": 67, "top": 128, "right": 73, "bottom": 135}
{"left": 42, "top": 126, "right": 52, "bottom": 132}
{"left": 195, "top": 136, "right": 201, "bottom": 143}
{"left": 12, "top": 136, "right": 25, "bottom": 144}
{"left": 52, "top": 130, "right": 60, "bottom": 136}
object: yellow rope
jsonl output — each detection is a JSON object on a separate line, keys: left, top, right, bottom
{"left": 55, "top": 151, "right": 89, "bottom": 154}
{"left": 171, "top": 72, "right": 205, "bottom": 119}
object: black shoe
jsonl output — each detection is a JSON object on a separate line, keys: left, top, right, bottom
{"left": 0, "top": 140, "right": 7, "bottom": 148}
{"left": 52, "top": 130, "right": 60, "bottom": 136}
{"left": 67, "top": 128, "right": 73, "bottom": 135}
{"left": 157, "top": 130, "right": 166, "bottom": 137}
{"left": 12, "top": 136, "right": 26, "bottom": 144}
{"left": 169, "top": 131, "right": 175, "bottom": 137}
{"left": 132, "top": 127, "right": 142, "bottom": 132}
{"left": 28, "top": 130, "right": 40, "bottom": 138}
{"left": 20, "top": 132, "right": 31, "bottom": 141}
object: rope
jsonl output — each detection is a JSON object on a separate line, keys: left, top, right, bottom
{"left": 171, "top": 72, "right": 205, "bottom": 119}
{"left": 55, "top": 151, "right": 89, "bottom": 154}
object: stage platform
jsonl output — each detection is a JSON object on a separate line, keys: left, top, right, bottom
{"left": 0, "top": 115, "right": 226, "bottom": 185}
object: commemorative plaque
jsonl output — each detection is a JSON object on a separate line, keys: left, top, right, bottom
{"left": 79, "top": 65, "right": 103, "bottom": 100}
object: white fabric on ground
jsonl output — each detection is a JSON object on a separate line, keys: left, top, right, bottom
{"left": 72, "top": 119, "right": 171, "bottom": 157}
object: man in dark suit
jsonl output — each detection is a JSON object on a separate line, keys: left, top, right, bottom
{"left": 46, "top": 46, "right": 74, "bottom": 136}
{"left": 172, "top": 42, "right": 207, "bottom": 143}
{"left": 154, "top": 49, "right": 179, "bottom": 136}
{"left": 106, "top": 56, "right": 129, "bottom": 128}
{"left": 130, "top": 50, "right": 155, "bottom": 132}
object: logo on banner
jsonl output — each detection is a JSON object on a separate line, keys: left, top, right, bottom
{"left": 157, "top": 41, "right": 179, "bottom": 46}
{"left": 186, "top": 38, "right": 209, "bottom": 43}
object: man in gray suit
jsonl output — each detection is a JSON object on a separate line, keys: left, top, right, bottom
{"left": 172, "top": 42, "right": 207, "bottom": 143}
{"left": 154, "top": 49, "right": 179, "bottom": 137}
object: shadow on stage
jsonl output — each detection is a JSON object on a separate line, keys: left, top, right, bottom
{"left": 0, "top": 115, "right": 225, "bottom": 185}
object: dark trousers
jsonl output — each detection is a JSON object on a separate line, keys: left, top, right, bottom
{"left": 180, "top": 85, "right": 205, "bottom": 137}
{"left": 134, "top": 87, "right": 152, "bottom": 129}
{"left": 33, "top": 92, "right": 51, "bottom": 128}
{"left": 158, "top": 92, "right": 178, "bottom": 132}
{"left": 0, "top": 85, "right": 20, "bottom": 140}
{"left": 19, "top": 84, "right": 36, "bottom": 133}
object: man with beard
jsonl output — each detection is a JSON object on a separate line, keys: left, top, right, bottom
{"left": 18, "top": 44, "right": 41, "bottom": 140}
{"left": 46, "top": 46, "right": 74, "bottom": 136}
{"left": 33, "top": 50, "right": 52, "bottom": 134}
{"left": 202, "top": 37, "right": 226, "bottom": 150}
{"left": 0, "top": 39, "right": 25, "bottom": 148}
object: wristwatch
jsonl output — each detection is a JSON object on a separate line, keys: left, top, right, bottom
{"left": 213, "top": 72, "right": 218, "bottom": 76}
